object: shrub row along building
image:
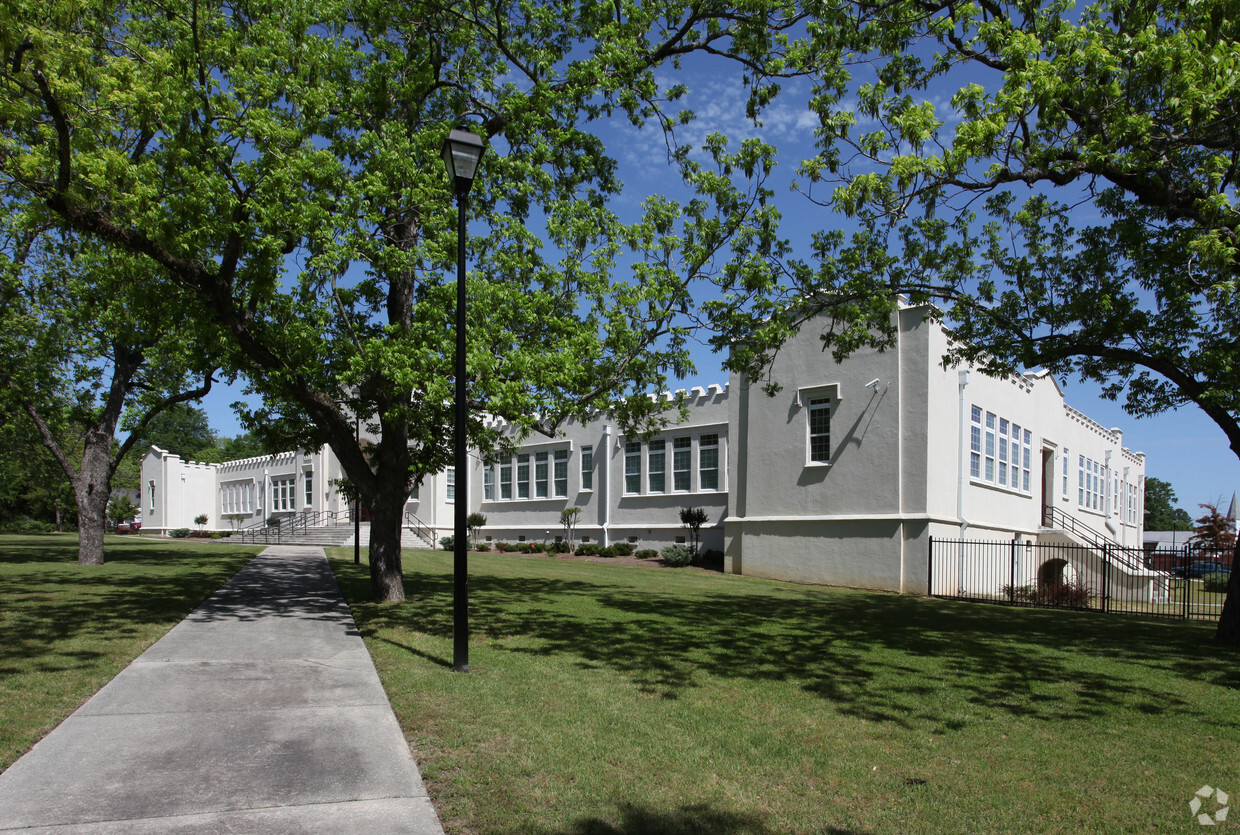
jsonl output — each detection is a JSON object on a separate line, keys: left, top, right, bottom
{"left": 142, "top": 308, "right": 1147, "bottom": 595}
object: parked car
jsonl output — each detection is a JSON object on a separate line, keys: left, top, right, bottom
{"left": 1170, "top": 561, "right": 1232, "bottom": 579}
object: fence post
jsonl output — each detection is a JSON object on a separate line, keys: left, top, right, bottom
{"left": 1106, "top": 540, "right": 1116, "bottom": 612}
{"left": 1010, "top": 539, "right": 1018, "bottom": 603}
{"left": 927, "top": 536, "right": 934, "bottom": 596}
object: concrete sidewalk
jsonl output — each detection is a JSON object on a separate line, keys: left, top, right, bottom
{"left": 0, "top": 546, "right": 444, "bottom": 834}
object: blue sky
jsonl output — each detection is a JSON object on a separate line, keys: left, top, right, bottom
{"left": 194, "top": 46, "right": 1239, "bottom": 519}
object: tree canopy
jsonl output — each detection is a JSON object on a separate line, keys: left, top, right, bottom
{"left": 1143, "top": 477, "right": 1193, "bottom": 533}
{"left": 0, "top": 0, "right": 822, "bottom": 596}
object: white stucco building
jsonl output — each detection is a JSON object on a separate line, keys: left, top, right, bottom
{"left": 141, "top": 306, "right": 1146, "bottom": 595}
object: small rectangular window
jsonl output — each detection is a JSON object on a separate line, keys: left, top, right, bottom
{"left": 535, "top": 451, "right": 549, "bottom": 498}
{"left": 699, "top": 434, "right": 719, "bottom": 490}
{"left": 500, "top": 456, "right": 512, "bottom": 500}
{"left": 483, "top": 465, "right": 494, "bottom": 501}
{"left": 648, "top": 440, "right": 666, "bottom": 493}
{"left": 581, "top": 445, "right": 593, "bottom": 491}
{"left": 808, "top": 397, "right": 831, "bottom": 463}
{"left": 446, "top": 467, "right": 455, "bottom": 502}
{"left": 553, "top": 449, "right": 568, "bottom": 498}
{"left": 304, "top": 473, "right": 313, "bottom": 507}
{"left": 625, "top": 440, "right": 642, "bottom": 494}
{"left": 517, "top": 454, "right": 530, "bottom": 499}
{"left": 673, "top": 437, "right": 692, "bottom": 491}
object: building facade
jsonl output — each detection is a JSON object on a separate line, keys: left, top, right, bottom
{"left": 141, "top": 307, "right": 1146, "bottom": 595}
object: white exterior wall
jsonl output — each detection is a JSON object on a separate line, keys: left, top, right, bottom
{"left": 471, "top": 385, "right": 730, "bottom": 552}
{"left": 139, "top": 446, "right": 219, "bottom": 534}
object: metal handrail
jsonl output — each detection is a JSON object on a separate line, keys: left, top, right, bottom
{"left": 1042, "top": 505, "right": 1147, "bottom": 572}
{"left": 404, "top": 512, "right": 436, "bottom": 547}
{"left": 233, "top": 509, "right": 344, "bottom": 544}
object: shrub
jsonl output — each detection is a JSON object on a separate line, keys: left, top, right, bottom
{"left": 635, "top": 549, "right": 659, "bottom": 560}
{"left": 495, "top": 542, "right": 509, "bottom": 553}
{"left": 661, "top": 544, "right": 694, "bottom": 567}
{"left": 476, "top": 543, "right": 491, "bottom": 552}
{"left": 547, "top": 541, "right": 570, "bottom": 554}
{"left": 440, "top": 535, "right": 454, "bottom": 551}
{"left": 575, "top": 544, "right": 600, "bottom": 556}
{"left": 613, "top": 542, "right": 635, "bottom": 556}
{"left": 0, "top": 518, "right": 52, "bottom": 534}
{"left": 528, "top": 542, "right": 546, "bottom": 553}
{"left": 514, "top": 543, "right": 531, "bottom": 554}
{"left": 169, "top": 528, "right": 191, "bottom": 539}
{"left": 1003, "top": 580, "right": 1093, "bottom": 608}
{"left": 1203, "top": 572, "right": 1230, "bottom": 593}
{"left": 598, "top": 546, "right": 617, "bottom": 558}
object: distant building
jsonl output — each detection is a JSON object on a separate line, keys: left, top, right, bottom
{"left": 142, "top": 306, "right": 1146, "bottom": 594}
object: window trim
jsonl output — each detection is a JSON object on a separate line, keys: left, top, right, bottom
{"left": 798, "top": 384, "right": 840, "bottom": 467}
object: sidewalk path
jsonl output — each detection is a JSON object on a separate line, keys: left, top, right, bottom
{"left": 0, "top": 546, "right": 444, "bottom": 834}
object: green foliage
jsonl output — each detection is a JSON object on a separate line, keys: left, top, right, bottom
{"left": 613, "top": 542, "right": 635, "bottom": 556}
{"left": 476, "top": 543, "right": 490, "bottom": 553}
{"left": 1203, "top": 573, "right": 1231, "bottom": 594}
{"left": 439, "top": 536, "right": 454, "bottom": 552}
{"left": 1143, "top": 478, "right": 1193, "bottom": 532}
{"left": 575, "top": 543, "right": 601, "bottom": 556}
{"left": 597, "top": 546, "right": 617, "bottom": 559}
{"left": 106, "top": 495, "right": 138, "bottom": 527}
{"left": 679, "top": 507, "right": 709, "bottom": 555}
{"left": 168, "top": 528, "right": 190, "bottom": 538}
{"left": 0, "top": 0, "right": 825, "bottom": 599}
{"left": 547, "top": 541, "right": 571, "bottom": 554}
{"left": 661, "top": 544, "right": 695, "bottom": 567}
{"left": 635, "top": 549, "right": 659, "bottom": 560}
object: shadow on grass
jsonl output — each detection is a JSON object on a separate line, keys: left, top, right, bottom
{"left": 333, "top": 551, "right": 1240, "bottom": 734}
{"left": 0, "top": 535, "right": 261, "bottom": 678}
{"left": 533, "top": 802, "right": 820, "bottom": 835}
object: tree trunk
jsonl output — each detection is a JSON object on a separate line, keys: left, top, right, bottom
{"left": 73, "top": 442, "right": 114, "bottom": 566}
{"left": 365, "top": 488, "right": 407, "bottom": 603}
{"left": 1214, "top": 540, "right": 1240, "bottom": 645}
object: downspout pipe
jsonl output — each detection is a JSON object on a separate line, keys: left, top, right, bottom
{"left": 601, "top": 425, "right": 612, "bottom": 547}
{"left": 957, "top": 370, "right": 971, "bottom": 535}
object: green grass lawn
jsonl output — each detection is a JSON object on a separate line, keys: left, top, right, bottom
{"left": 0, "top": 534, "right": 260, "bottom": 771}
{"left": 330, "top": 548, "right": 1240, "bottom": 834}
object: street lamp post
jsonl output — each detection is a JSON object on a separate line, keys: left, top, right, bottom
{"left": 442, "top": 127, "right": 485, "bottom": 674}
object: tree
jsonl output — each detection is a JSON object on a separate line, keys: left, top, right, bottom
{"left": 1193, "top": 502, "right": 1238, "bottom": 552}
{"left": 1, "top": 0, "right": 820, "bottom": 599}
{"left": 107, "top": 494, "right": 138, "bottom": 529}
{"left": 466, "top": 512, "right": 486, "bottom": 550}
{"left": 704, "top": 0, "right": 1240, "bottom": 642}
{"left": 560, "top": 506, "right": 581, "bottom": 550}
{"left": 114, "top": 404, "right": 220, "bottom": 490}
{"left": 679, "top": 506, "right": 708, "bottom": 557}
{"left": 0, "top": 220, "right": 218, "bottom": 565}
{"left": 1143, "top": 477, "right": 1194, "bottom": 532}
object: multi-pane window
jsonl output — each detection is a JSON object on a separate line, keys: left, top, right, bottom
{"left": 149, "top": 480, "right": 156, "bottom": 512}
{"left": 673, "top": 437, "right": 692, "bottom": 491}
{"left": 648, "top": 440, "right": 666, "bottom": 493}
{"left": 500, "top": 456, "right": 512, "bottom": 500}
{"left": 223, "top": 482, "right": 254, "bottom": 515}
{"left": 1078, "top": 456, "right": 1104, "bottom": 511}
{"left": 581, "top": 445, "right": 593, "bottom": 490}
{"left": 271, "top": 477, "right": 295, "bottom": 511}
{"left": 625, "top": 440, "right": 642, "bottom": 494}
{"left": 969, "top": 406, "right": 982, "bottom": 479}
{"left": 699, "top": 434, "right": 719, "bottom": 490}
{"left": 808, "top": 397, "right": 831, "bottom": 463}
{"left": 1062, "top": 448, "right": 1069, "bottom": 497}
{"left": 483, "top": 465, "right": 494, "bottom": 500}
{"left": 446, "top": 467, "right": 455, "bottom": 502}
{"left": 304, "top": 473, "right": 313, "bottom": 507}
{"left": 554, "top": 449, "right": 568, "bottom": 497}
{"left": 971, "top": 408, "right": 1031, "bottom": 491}
{"left": 534, "top": 451, "right": 549, "bottom": 498}
{"left": 517, "top": 453, "right": 530, "bottom": 499}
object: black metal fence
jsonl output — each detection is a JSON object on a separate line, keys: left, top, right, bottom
{"left": 928, "top": 537, "right": 1233, "bottom": 621}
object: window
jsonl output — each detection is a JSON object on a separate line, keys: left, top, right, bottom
{"left": 1062, "top": 448, "right": 1069, "bottom": 497}
{"left": 410, "top": 484, "right": 419, "bottom": 501}
{"left": 625, "top": 440, "right": 642, "bottom": 494}
{"left": 553, "top": 449, "right": 568, "bottom": 497}
{"left": 517, "top": 454, "right": 530, "bottom": 499}
{"left": 648, "top": 440, "right": 666, "bottom": 493}
{"left": 808, "top": 397, "right": 831, "bottom": 463}
{"left": 1078, "top": 456, "right": 1103, "bottom": 511}
{"left": 483, "top": 465, "right": 494, "bottom": 500}
{"left": 969, "top": 406, "right": 982, "bottom": 479}
{"left": 446, "top": 467, "right": 455, "bottom": 502}
{"left": 699, "top": 434, "right": 719, "bottom": 490}
{"left": 580, "top": 445, "right": 593, "bottom": 491}
{"left": 534, "top": 451, "right": 549, "bottom": 498}
{"left": 971, "top": 408, "right": 1031, "bottom": 492}
{"left": 500, "top": 456, "right": 512, "bottom": 500}
{"left": 148, "top": 480, "right": 156, "bottom": 511}
{"left": 271, "top": 477, "right": 295, "bottom": 511}
{"left": 673, "top": 437, "right": 692, "bottom": 491}
{"left": 303, "top": 473, "right": 313, "bottom": 507}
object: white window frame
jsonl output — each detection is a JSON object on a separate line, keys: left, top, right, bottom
{"left": 553, "top": 449, "right": 569, "bottom": 498}
{"left": 673, "top": 437, "right": 692, "bottom": 491}
{"left": 648, "top": 439, "right": 666, "bottom": 493}
{"left": 446, "top": 467, "right": 456, "bottom": 502}
{"left": 580, "top": 445, "right": 593, "bottom": 491}
{"left": 970, "top": 407, "right": 1031, "bottom": 494}
{"left": 534, "top": 451, "right": 549, "bottom": 499}
{"left": 699, "top": 433, "right": 720, "bottom": 491}
{"left": 624, "top": 440, "right": 642, "bottom": 494}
